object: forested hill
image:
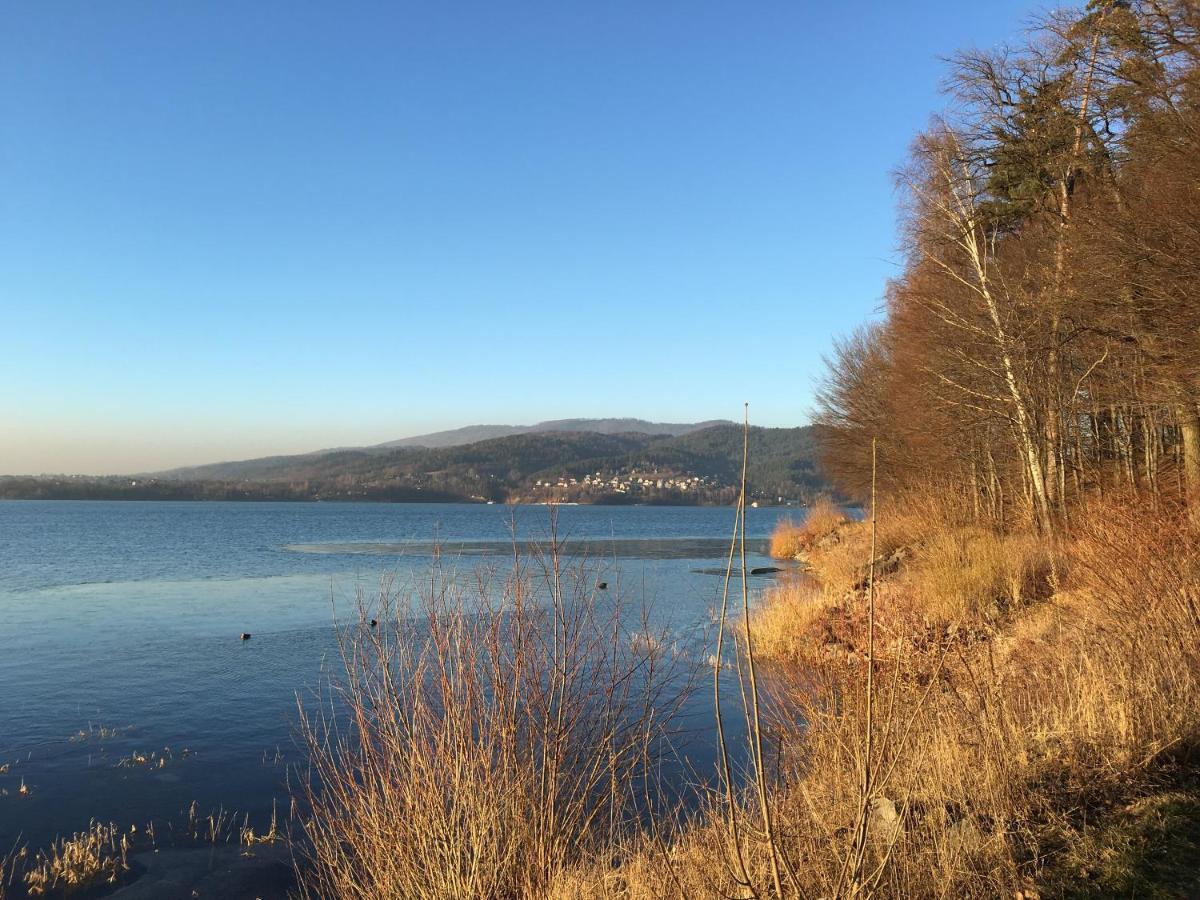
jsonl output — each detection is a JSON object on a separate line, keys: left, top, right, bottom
{"left": 1, "top": 425, "right": 826, "bottom": 505}
{"left": 373, "top": 417, "right": 734, "bottom": 449}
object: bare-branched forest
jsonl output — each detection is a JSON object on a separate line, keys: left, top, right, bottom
{"left": 818, "top": 0, "right": 1200, "bottom": 530}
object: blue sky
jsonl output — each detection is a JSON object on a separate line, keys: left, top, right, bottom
{"left": 2, "top": 1, "right": 1049, "bottom": 474}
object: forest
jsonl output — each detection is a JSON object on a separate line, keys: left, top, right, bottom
{"left": 816, "top": 0, "right": 1200, "bottom": 527}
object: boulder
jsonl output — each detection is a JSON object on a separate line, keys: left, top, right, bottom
{"left": 870, "top": 796, "right": 903, "bottom": 834}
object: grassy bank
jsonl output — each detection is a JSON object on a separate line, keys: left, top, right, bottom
{"left": 734, "top": 493, "right": 1200, "bottom": 896}
{"left": 282, "top": 491, "right": 1200, "bottom": 898}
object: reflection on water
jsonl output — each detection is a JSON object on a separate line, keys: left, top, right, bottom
{"left": 0, "top": 501, "right": 799, "bottom": 851}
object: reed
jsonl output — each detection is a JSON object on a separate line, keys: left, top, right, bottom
{"left": 0, "top": 798, "right": 287, "bottom": 898}
{"left": 22, "top": 821, "right": 128, "bottom": 897}
{"left": 0, "top": 844, "right": 21, "bottom": 900}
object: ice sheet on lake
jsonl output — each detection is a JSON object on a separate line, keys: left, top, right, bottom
{"left": 284, "top": 537, "right": 769, "bottom": 561}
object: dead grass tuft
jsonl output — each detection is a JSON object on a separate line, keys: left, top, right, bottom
{"left": 905, "top": 526, "right": 1055, "bottom": 624}
{"left": 750, "top": 574, "right": 837, "bottom": 661}
{"left": 768, "top": 497, "right": 848, "bottom": 559}
{"left": 23, "top": 821, "right": 129, "bottom": 896}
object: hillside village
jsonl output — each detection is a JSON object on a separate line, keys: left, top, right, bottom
{"left": 523, "top": 467, "right": 800, "bottom": 505}
{"left": 530, "top": 469, "right": 714, "bottom": 498}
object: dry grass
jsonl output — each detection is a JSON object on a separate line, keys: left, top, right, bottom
{"left": 555, "top": 496, "right": 1200, "bottom": 898}
{"left": 749, "top": 574, "right": 837, "bottom": 661}
{"left": 903, "top": 526, "right": 1055, "bottom": 624}
{"left": 239, "top": 803, "right": 281, "bottom": 847}
{"left": 791, "top": 490, "right": 1054, "bottom": 632}
{"left": 22, "top": 821, "right": 129, "bottom": 897}
{"left": 0, "top": 801, "right": 284, "bottom": 898}
{"left": 799, "top": 487, "right": 961, "bottom": 591}
{"left": 293, "top": 494, "right": 1200, "bottom": 898}
{"left": 754, "top": 491, "right": 1056, "bottom": 669}
{"left": 295, "top": 538, "right": 692, "bottom": 900}
{"left": 768, "top": 497, "right": 848, "bottom": 560}
{"left": 0, "top": 845, "right": 21, "bottom": 900}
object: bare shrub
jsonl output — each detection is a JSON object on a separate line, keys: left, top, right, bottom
{"left": 295, "top": 540, "right": 692, "bottom": 900}
{"left": 1050, "top": 499, "right": 1200, "bottom": 768}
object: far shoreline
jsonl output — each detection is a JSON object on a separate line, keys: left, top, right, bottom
{"left": 0, "top": 494, "right": 814, "bottom": 508}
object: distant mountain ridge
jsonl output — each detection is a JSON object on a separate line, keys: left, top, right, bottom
{"left": 375, "top": 418, "right": 735, "bottom": 449}
{"left": 2, "top": 420, "right": 825, "bottom": 505}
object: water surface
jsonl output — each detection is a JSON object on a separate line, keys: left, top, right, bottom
{"left": 0, "top": 500, "right": 798, "bottom": 849}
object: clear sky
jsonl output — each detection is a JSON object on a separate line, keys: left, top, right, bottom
{"left": 2, "top": 1, "right": 1049, "bottom": 475}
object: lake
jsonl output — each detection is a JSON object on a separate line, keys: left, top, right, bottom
{"left": 0, "top": 500, "right": 798, "bottom": 852}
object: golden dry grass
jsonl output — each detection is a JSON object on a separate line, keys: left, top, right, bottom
{"left": 768, "top": 497, "right": 848, "bottom": 559}
{"left": 22, "top": 821, "right": 129, "bottom": 897}
{"left": 552, "top": 497, "right": 1200, "bottom": 898}
{"left": 794, "top": 490, "right": 1054, "bottom": 631}
{"left": 749, "top": 574, "right": 836, "bottom": 661}
{"left": 901, "top": 526, "right": 1055, "bottom": 624}
{"left": 799, "top": 489, "right": 950, "bottom": 593}
{"left": 294, "top": 496, "right": 1200, "bottom": 898}
{"left": 767, "top": 522, "right": 808, "bottom": 561}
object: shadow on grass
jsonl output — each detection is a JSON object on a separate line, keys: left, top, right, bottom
{"left": 1043, "top": 769, "right": 1200, "bottom": 899}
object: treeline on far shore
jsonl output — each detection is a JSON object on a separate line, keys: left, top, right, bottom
{"left": 0, "top": 477, "right": 466, "bottom": 503}
{"left": 0, "top": 476, "right": 792, "bottom": 506}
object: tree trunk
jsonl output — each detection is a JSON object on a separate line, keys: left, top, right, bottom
{"left": 1178, "top": 402, "right": 1200, "bottom": 518}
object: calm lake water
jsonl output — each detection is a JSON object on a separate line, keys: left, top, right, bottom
{"left": 0, "top": 500, "right": 797, "bottom": 851}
